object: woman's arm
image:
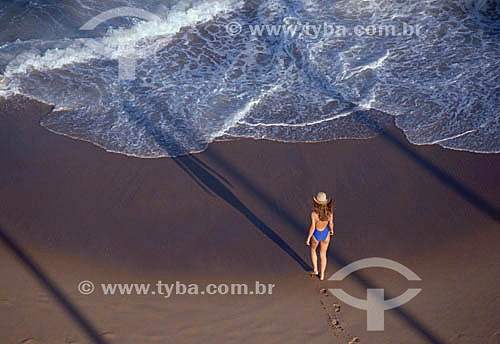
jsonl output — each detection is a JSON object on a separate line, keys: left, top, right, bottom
{"left": 329, "top": 213, "right": 334, "bottom": 236}
{"left": 306, "top": 212, "right": 316, "bottom": 246}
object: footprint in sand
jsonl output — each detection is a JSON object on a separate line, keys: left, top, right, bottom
{"left": 19, "top": 338, "right": 40, "bottom": 344}
{"left": 318, "top": 288, "right": 345, "bottom": 334}
{"left": 316, "top": 282, "right": 361, "bottom": 342}
{"left": 333, "top": 303, "right": 341, "bottom": 312}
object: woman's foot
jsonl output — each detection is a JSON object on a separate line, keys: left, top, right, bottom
{"left": 320, "top": 272, "right": 325, "bottom": 280}
{"left": 310, "top": 269, "right": 319, "bottom": 276}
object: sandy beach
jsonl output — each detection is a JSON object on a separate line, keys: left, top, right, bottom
{"left": 1, "top": 95, "right": 500, "bottom": 344}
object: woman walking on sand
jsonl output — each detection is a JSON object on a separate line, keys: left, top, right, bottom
{"left": 306, "top": 192, "right": 334, "bottom": 280}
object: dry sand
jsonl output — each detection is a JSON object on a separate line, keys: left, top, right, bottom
{"left": 1, "top": 95, "right": 499, "bottom": 343}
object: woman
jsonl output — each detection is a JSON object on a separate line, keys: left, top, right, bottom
{"left": 306, "top": 192, "right": 334, "bottom": 280}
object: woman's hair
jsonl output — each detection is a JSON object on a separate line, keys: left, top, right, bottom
{"left": 313, "top": 199, "right": 334, "bottom": 221}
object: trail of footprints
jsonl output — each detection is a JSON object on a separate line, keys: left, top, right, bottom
{"left": 314, "top": 275, "right": 360, "bottom": 344}
{"left": 14, "top": 279, "right": 362, "bottom": 343}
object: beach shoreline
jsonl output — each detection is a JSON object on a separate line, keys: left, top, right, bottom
{"left": 1, "top": 95, "right": 500, "bottom": 343}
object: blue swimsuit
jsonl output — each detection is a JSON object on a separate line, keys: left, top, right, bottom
{"left": 313, "top": 223, "right": 330, "bottom": 242}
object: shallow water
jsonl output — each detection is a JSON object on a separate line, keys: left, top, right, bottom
{"left": 0, "top": 0, "right": 499, "bottom": 156}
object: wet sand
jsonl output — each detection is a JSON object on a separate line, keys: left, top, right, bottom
{"left": 1, "top": 95, "right": 499, "bottom": 343}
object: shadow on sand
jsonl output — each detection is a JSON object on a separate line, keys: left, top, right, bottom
{"left": 2, "top": 100, "right": 499, "bottom": 344}
{"left": 126, "top": 106, "right": 500, "bottom": 343}
{"left": 0, "top": 224, "right": 109, "bottom": 344}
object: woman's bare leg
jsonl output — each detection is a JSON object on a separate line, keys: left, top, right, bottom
{"left": 310, "top": 238, "right": 319, "bottom": 274}
{"left": 319, "top": 236, "right": 330, "bottom": 280}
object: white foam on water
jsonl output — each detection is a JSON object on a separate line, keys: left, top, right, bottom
{"left": 5, "top": 43, "right": 98, "bottom": 76}
{"left": 428, "top": 129, "right": 478, "bottom": 145}
{"left": 1, "top": 0, "right": 499, "bottom": 156}
{"left": 240, "top": 105, "right": 362, "bottom": 128}
{"left": 339, "top": 50, "right": 390, "bottom": 82}
{"left": 4, "top": 0, "right": 242, "bottom": 77}
{"left": 211, "top": 84, "right": 282, "bottom": 138}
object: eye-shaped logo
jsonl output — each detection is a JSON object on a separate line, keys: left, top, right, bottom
{"left": 80, "top": 7, "right": 166, "bottom": 80}
{"left": 328, "top": 257, "right": 422, "bottom": 331}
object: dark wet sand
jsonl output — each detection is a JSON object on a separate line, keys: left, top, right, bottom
{"left": 1, "top": 95, "right": 500, "bottom": 343}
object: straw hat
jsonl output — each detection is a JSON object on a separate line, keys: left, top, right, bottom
{"left": 313, "top": 192, "right": 329, "bottom": 205}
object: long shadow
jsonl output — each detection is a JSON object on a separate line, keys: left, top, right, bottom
{"left": 123, "top": 101, "right": 311, "bottom": 272}
{"left": 356, "top": 112, "right": 500, "bottom": 223}
{"left": 15, "top": 94, "right": 489, "bottom": 343}
{"left": 0, "top": 224, "right": 108, "bottom": 344}
{"left": 176, "top": 155, "right": 311, "bottom": 271}
{"left": 201, "top": 110, "right": 500, "bottom": 343}
{"left": 124, "top": 104, "right": 454, "bottom": 343}
{"left": 201, "top": 144, "right": 447, "bottom": 344}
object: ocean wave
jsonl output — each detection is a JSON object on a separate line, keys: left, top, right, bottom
{"left": 0, "top": 0, "right": 499, "bottom": 156}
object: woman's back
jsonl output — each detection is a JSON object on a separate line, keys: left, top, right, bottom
{"left": 313, "top": 212, "right": 329, "bottom": 231}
